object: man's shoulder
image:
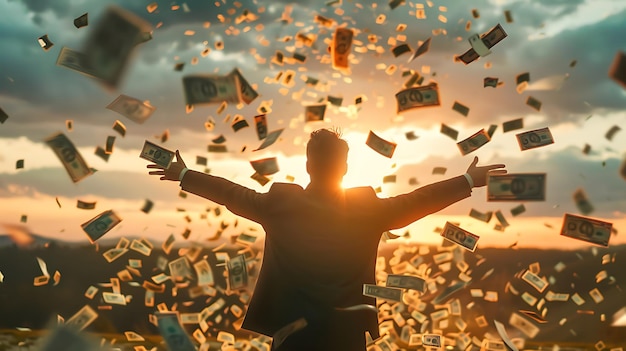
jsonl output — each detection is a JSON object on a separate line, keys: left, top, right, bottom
{"left": 345, "top": 186, "right": 377, "bottom": 199}
{"left": 268, "top": 182, "right": 304, "bottom": 194}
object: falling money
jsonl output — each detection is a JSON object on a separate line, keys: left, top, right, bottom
{"left": 487, "top": 173, "right": 546, "bottom": 201}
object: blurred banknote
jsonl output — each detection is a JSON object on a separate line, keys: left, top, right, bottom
{"left": 502, "top": 118, "right": 524, "bottom": 133}
{"left": 65, "top": 305, "right": 98, "bottom": 331}
{"left": 487, "top": 173, "right": 546, "bottom": 201}
{"left": 457, "top": 24, "right": 507, "bottom": 64}
{"left": 227, "top": 254, "right": 248, "bottom": 290}
{"left": 395, "top": 84, "right": 440, "bottom": 113}
{"left": 386, "top": 274, "right": 425, "bottom": 292}
{"left": 305, "top": 104, "right": 327, "bottom": 122}
{"left": 56, "top": 47, "right": 98, "bottom": 79}
{"left": 516, "top": 127, "right": 554, "bottom": 151}
{"left": 250, "top": 157, "right": 279, "bottom": 175}
{"left": 331, "top": 27, "right": 353, "bottom": 71}
{"left": 366, "top": 131, "right": 397, "bottom": 158}
{"left": 422, "top": 334, "right": 443, "bottom": 348}
{"left": 457, "top": 129, "right": 490, "bottom": 155}
{"left": 81, "top": 210, "right": 122, "bottom": 243}
{"left": 254, "top": 114, "right": 268, "bottom": 140}
{"left": 521, "top": 270, "right": 548, "bottom": 293}
{"left": 183, "top": 74, "right": 240, "bottom": 105}
{"left": 45, "top": 132, "right": 94, "bottom": 183}
{"left": 509, "top": 312, "right": 539, "bottom": 338}
{"left": 573, "top": 188, "right": 594, "bottom": 215}
{"left": 140, "top": 140, "right": 175, "bottom": 169}
{"left": 169, "top": 256, "right": 193, "bottom": 279}
{"left": 441, "top": 222, "right": 479, "bottom": 252}
{"left": 363, "top": 284, "right": 403, "bottom": 302}
{"left": 81, "top": 6, "right": 151, "bottom": 88}
{"left": 608, "top": 51, "right": 626, "bottom": 90}
{"left": 560, "top": 213, "right": 612, "bottom": 247}
{"left": 107, "top": 94, "right": 156, "bottom": 124}
{"left": 156, "top": 312, "right": 196, "bottom": 351}
{"left": 229, "top": 68, "right": 258, "bottom": 104}
{"left": 193, "top": 260, "right": 214, "bottom": 286}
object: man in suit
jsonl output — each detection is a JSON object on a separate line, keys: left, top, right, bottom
{"left": 147, "top": 128, "right": 506, "bottom": 350}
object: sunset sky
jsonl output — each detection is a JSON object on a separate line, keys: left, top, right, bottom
{"left": 1, "top": 0, "right": 625, "bottom": 249}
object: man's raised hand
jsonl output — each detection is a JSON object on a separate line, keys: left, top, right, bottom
{"left": 466, "top": 156, "right": 506, "bottom": 188}
{"left": 147, "top": 150, "right": 187, "bottom": 181}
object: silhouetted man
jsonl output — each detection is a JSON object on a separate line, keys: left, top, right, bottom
{"left": 147, "top": 128, "right": 506, "bottom": 351}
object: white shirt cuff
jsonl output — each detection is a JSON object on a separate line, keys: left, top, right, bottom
{"left": 179, "top": 167, "right": 189, "bottom": 181}
{"left": 463, "top": 173, "right": 474, "bottom": 188}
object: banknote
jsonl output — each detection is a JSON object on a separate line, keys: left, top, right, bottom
{"left": 106, "top": 94, "right": 156, "bottom": 124}
{"left": 0, "top": 107, "right": 7, "bottom": 124}
{"left": 237, "top": 233, "right": 258, "bottom": 245}
{"left": 56, "top": 47, "right": 98, "bottom": 79}
{"left": 81, "top": 6, "right": 151, "bottom": 88}
{"left": 140, "top": 140, "right": 175, "bottom": 169}
{"left": 194, "top": 260, "right": 214, "bottom": 286}
{"left": 272, "top": 318, "right": 307, "bottom": 350}
{"left": 441, "top": 124, "right": 459, "bottom": 140}
{"left": 386, "top": 274, "right": 426, "bottom": 292}
{"left": 45, "top": 132, "right": 94, "bottom": 183}
{"left": 526, "top": 96, "right": 542, "bottom": 111}
{"left": 441, "top": 222, "right": 479, "bottom": 252}
{"left": 182, "top": 74, "right": 240, "bottom": 105}
{"left": 573, "top": 188, "right": 594, "bottom": 215}
{"left": 395, "top": 84, "right": 440, "bottom": 113}
{"left": 74, "top": 13, "right": 88, "bottom": 28}
{"left": 487, "top": 124, "right": 498, "bottom": 138}
{"left": 254, "top": 114, "right": 268, "bottom": 140}
{"left": 457, "top": 23, "right": 507, "bottom": 64}
{"left": 227, "top": 254, "right": 248, "bottom": 290}
{"left": 229, "top": 68, "right": 258, "bottom": 104}
{"left": 482, "top": 339, "right": 506, "bottom": 351}
{"left": 305, "top": 104, "right": 327, "bottom": 122}
{"left": 366, "top": 131, "right": 397, "bottom": 158}
{"left": 156, "top": 312, "right": 197, "bottom": 351}
{"left": 487, "top": 173, "right": 546, "bottom": 201}
{"left": 560, "top": 213, "right": 612, "bottom": 247}
{"left": 494, "top": 320, "right": 520, "bottom": 351}
{"left": 516, "top": 127, "right": 554, "bottom": 151}
{"left": 431, "top": 281, "right": 468, "bottom": 305}
{"left": 609, "top": 51, "right": 626, "bottom": 89}
{"left": 331, "top": 27, "right": 353, "bottom": 70}
{"left": 468, "top": 33, "right": 491, "bottom": 57}
{"left": 605, "top": 125, "right": 621, "bottom": 141}
{"left": 469, "top": 208, "right": 492, "bottom": 222}
{"left": 103, "top": 292, "right": 126, "bottom": 305}
{"left": 81, "top": 210, "right": 122, "bottom": 243}
{"left": 169, "top": 256, "right": 193, "bottom": 279}
{"left": 484, "top": 77, "right": 499, "bottom": 88}
{"left": 363, "top": 284, "right": 402, "bottom": 302}
{"left": 545, "top": 291, "right": 569, "bottom": 302}
{"left": 103, "top": 247, "right": 128, "bottom": 263}
{"left": 457, "top": 129, "right": 490, "bottom": 155}
{"left": 502, "top": 118, "right": 524, "bottom": 133}
{"left": 112, "top": 120, "right": 126, "bottom": 136}
{"left": 130, "top": 239, "right": 151, "bottom": 256}
{"left": 494, "top": 210, "right": 510, "bottom": 228}
{"left": 250, "top": 157, "right": 279, "bottom": 175}
{"left": 77, "top": 200, "right": 96, "bottom": 210}
{"left": 251, "top": 172, "right": 270, "bottom": 186}
{"left": 509, "top": 312, "right": 539, "bottom": 338}
{"left": 105, "top": 136, "right": 115, "bottom": 154}
{"left": 407, "top": 37, "right": 431, "bottom": 63}
{"left": 254, "top": 128, "right": 284, "bottom": 151}
{"left": 422, "top": 334, "right": 442, "bottom": 348}
{"left": 521, "top": 270, "right": 548, "bottom": 293}
{"left": 65, "top": 305, "right": 98, "bottom": 331}
{"left": 452, "top": 101, "right": 470, "bottom": 116}
{"left": 620, "top": 157, "right": 626, "bottom": 180}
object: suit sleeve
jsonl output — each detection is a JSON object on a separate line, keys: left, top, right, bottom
{"left": 180, "top": 170, "right": 267, "bottom": 223}
{"left": 377, "top": 175, "right": 472, "bottom": 230}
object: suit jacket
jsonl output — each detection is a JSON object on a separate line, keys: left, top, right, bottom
{"left": 180, "top": 171, "right": 471, "bottom": 339}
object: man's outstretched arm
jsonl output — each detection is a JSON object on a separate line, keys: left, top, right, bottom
{"left": 378, "top": 156, "right": 506, "bottom": 230}
{"left": 147, "top": 150, "right": 267, "bottom": 223}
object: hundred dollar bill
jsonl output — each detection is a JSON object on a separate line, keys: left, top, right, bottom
{"left": 272, "top": 318, "right": 308, "bottom": 350}
{"left": 193, "top": 259, "right": 214, "bottom": 286}
{"left": 441, "top": 222, "right": 479, "bottom": 252}
{"left": 386, "top": 274, "right": 426, "bottom": 292}
{"left": 422, "top": 334, "right": 443, "bottom": 348}
{"left": 81, "top": 6, "right": 151, "bottom": 88}
{"left": 560, "top": 213, "right": 612, "bottom": 247}
{"left": 482, "top": 339, "right": 507, "bottom": 351}
{"left": 545, "top": 291, "right": 569, "bottom": 302}
{"left": 229, "top": 68, "right": 258, "bottom": 104}
{"left": 250, "top": 157, "right": 279, "bottom": 175}
{"left": 509, "top": 312, "right": 539, "bottom": 338}
{"left": 77, "top": 200, "right": 96, "bottom": 210}
{"left": 254, "top": 114, "right": 268, "bottom": 140}
{"left": 140, "top": 140, "right": 175, "bottom": 169}
{"left": 106, "top": 94, "right": 156, "bottom": 124}
{"left": 81, "top": 210, "right": 122, "bottom": 243}
{"left": 130, "top": 239, "right": 151, "bottom": 256}
{"left": 156, "top": 311, "right": 197, "bottom": 351}
{"left": 366, "top": 131, "right": 397, "bottom": 158}
{"left": 457, "top": 129, "right": 490, "bottom": 155}
{"left": 503, "top": 118, "right": 524, "bottom": 133}
{"left": 103, "top": 292, "right": 126, "bottom": 305}
{"left": 521, "top": 270, "right": 548, "bottom": 293}
{"left": 363, "top": 284, "right": 403, "bottom": 302}
{"left": 457, "top": 24, "right": 507, "bottom": 64}
{"left": 45, "top": 132, "right": 94, "bottom": 183}
{"left": 56, "top": 47, "right": 98, "bottom": 79}
{"left": 169, "top": 256, "right": 193, "bottom": 279}
{"left": 65, "top": 305, "right": 98, "bottom": 331}
{"left": 305, "top": 104, "right": 327, "bottom": 122}
{"left": 469, "top": 208, "right": 492, "bottom": 222}
{"left": 487, "top": 173, "right": 546, "bottom": 201}
{"left": 103, "top": 247, "right": 128, "bottom": 263}
{"left": 182, "top": 74, "right": 240, "bottom": 105}
{"left": 395, "top": 84, "right": 441, "bottom": 113}
{"left": 254, "top": 128, "right": 284, "bottom": 151}
{"left": 331, "top": 27, "right": 353, "bottom": 71}
{"left": 516, "top": 127, "right": 554, "bottom": 151}
{"left": 237, "top": 233, "right": 258, "bottom": 245}
{"left": 573, "top": 188, "right": 594, "bottom": 215}
{"left": 227, "top": 254, "right": 248, "bottom": 290}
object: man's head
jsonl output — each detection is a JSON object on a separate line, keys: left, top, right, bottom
{"left": 306, "top": 128, "right": 349, "bottom": 184}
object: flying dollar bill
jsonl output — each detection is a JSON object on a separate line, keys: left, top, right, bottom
{"left": 560, "top": 213, "right": 612, "bottom": 247}
{"left": 65, "top": 305, "right": 98, "bottom": 331}
{"left": 56, "top": 47, "right": 99, "bottom": 79}
{"left": 140, "top": 140, "right": 175, "bottom": 169}
{"left": 169, "top": 256, "right": 193, "bottom": 279}
{"left": 487, "top": 173, "right": 546, "bottom": 201}
{"left": 106, "top": 94, "right": 156, "bottom": 124}
{"left": 502, "top": 118, "right": 524, "bottom": 133}
{"left": 516, "top": 127, "right": 554, "bottom": 151}
{"left": 366, "top": 131, "right": 397, "bottom": 158}
{"left": 103, "top": 247, "right": 128, "bottom": 263}
{"left": 573, "top": 188, "right": 594, "bottom": 215}
{"left": 81, "top": 210, "right": 122, "bottom": 243}
{"left": 254, "top": 114, "right": 268, "bottom": 140}
{"left": 227, "top": 254, "right": 248, "bottom": 290}
{"left": 457, "top": 129, "right": 491, "bottom": 155}
{"left": 45, "top": 132, "right": 94, "bottom": 183}
{"left": 305, "top": 104, "right": 327, "bottom": 122}
{"left": 103, "top": 292, "right": 126, "bottom": 305}
{"left": 441, "top": 222, "right": 479, "bottom": 252}
{"left": 254, "top": 128, "right": 284, "bottom": 151}
{"left": 386, "top": 274, "right": 426, "bottom": 292}
{"left": 509, "top": 312, "right": 539, "bottom": 338}
{"left": 609, "top": 51, "right": 626, "bottom": 89}
{"left": 331, "top": 27, "right": 353, "bottom": 71}
{"left": 182, "top": 74, "right": 240, "bottom": 105}
{"left": 229, "top": 68, "right": 258, "bottom": 104}
{"left": 250, "top": 157, "right": 279, "bottom": 175}
{"left": 422, "top": 334, "right": 443, "bottom": 348}
{"left": 193, "top": 260, "right": 214, "bottom": 286}
{"left": 363, "top": 284, "right": 402, "bottom": 302}
{"left": 81, "top": 6, "right": 151, "bottom": 88}
{"left": 156, "top": 312, "right": 197, "bottom": 351}
{"left": 457, "top": 23, "right": 507, "bottom": 64}
{"left": 521, "top": 270, "right": 548, "bottom": 293}
{"left": 395, "top": 84, "right": 441, "bottom": 113}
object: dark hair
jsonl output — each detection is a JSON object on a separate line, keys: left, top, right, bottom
{"left": 306, "top": 128, "right": 349, "bottom": 177}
